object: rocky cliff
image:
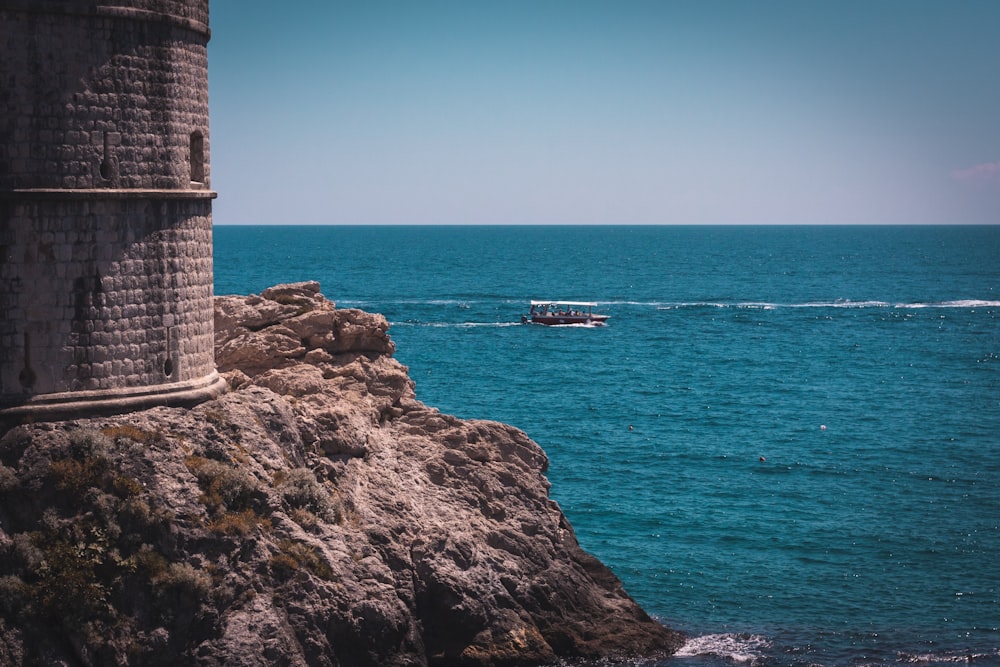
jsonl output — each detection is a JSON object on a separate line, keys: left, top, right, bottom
{"left": 0, "top": 282, "right": 683, "bottom": 666}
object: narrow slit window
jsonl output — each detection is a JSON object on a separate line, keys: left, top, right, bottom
{"left": 100, "top": 132, "right": 112, "bottom": 179}
{"left": 190, "top": 130, "right": 205, "bottom": 184}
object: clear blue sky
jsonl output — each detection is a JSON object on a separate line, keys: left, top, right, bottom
{"left": 208, "top": 1, "right": 1000, "bottom": 225}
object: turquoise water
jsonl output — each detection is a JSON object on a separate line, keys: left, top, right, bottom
{"left": 215, "top": 225, "right": 1000, "bottom": 667}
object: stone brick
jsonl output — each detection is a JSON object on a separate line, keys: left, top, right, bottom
{"left": 1, "top": 0, "right": 225, "bottom": 421}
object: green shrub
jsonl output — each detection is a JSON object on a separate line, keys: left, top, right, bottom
{"left": 207, "top": 508, "right": 271, "bottom": 536}
{"left": 29, "top": 534, "right": 110, "bottom": 621}
{"left": 48, "top": 456, "right": 106, "bottom": 497}
{"left": 270, "top": 539, "right": 333, "bottom": 581}
{"left": 185, "top": 455, "right": 262, "bottom": 512}
{"left": 277, "top": 468, "right": 335, "bottom": 518}
{"left": 67, "top": 429, "right": 112, "bottom": 459}
{"left": 152, "top": 562, "right": 212, "bottom": 601}
{"left": 46, "top": 429, "right": 118, "bottom": 500}
{"left": 288, "top": 506, "right": 320, "bottom": 531}
{"left": 135, "top": 546, "right": 169, "bottom": 578}
{"left": 112, "top": 474, "right": 145, "bottom": 499}
{"left": 118, "top": 496, "right": 172, "bottom": 535}
{"left": 268, "top": 552, "right": 301, "bottom": 578}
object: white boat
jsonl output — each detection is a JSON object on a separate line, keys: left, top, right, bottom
{"left": 522, "top": 301, "right": 609, "bottom": 326}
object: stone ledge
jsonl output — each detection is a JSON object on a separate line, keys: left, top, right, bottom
{"left": 0, "top": 2, "right": 210, "bottom": 38}
{"left": 95, "top": 5, "right": 210, "bottom": 37}
{"left": 0, "top": 371, "right": 227, "bottom": 425}
{"left": 0, "top": 188, "right": 218, "bottom": 201}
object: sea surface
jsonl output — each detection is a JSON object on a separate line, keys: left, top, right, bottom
{"left": 214, "top": 225, "right": 1000, "bottom": 667}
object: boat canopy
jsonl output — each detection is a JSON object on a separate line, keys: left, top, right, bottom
{"left": 530, "top": 300, "right": 598, "bottom": 307}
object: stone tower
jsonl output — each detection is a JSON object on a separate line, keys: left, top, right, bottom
{"left": 0, "top": 0, "right": 227, "bottom": 422}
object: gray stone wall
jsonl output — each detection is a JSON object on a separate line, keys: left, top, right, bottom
{"left": 0, "top": 194, "right": 216, "bottom": 398}
{"left": 0, "top": 1, "right": 211, "bottom": 190}
{"left": 0, "top": 0, "right": 224, "bottom": 420}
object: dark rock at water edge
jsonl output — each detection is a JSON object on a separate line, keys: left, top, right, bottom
{"left": 0, "top": 281, "right": 684, "bottom": 666}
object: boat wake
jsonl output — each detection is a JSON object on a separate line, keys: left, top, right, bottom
{"left": 390, "top": 321, "right": 524, "bottom": 328}
{"left": 655, "top": 299, "right": 1000, "bottom": 311}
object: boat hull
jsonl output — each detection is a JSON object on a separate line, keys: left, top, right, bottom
{"left": 529, "top": 314, "right": 609, "bottom": 326}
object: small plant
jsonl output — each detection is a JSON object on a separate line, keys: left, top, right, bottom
{"left": 151, "top": 561, "right": 212, "bottom": 601}
{"left": 268, "top": 552, "right": 301, "bottom": 578}
{"left": 118, "top": 496, "right": 174, "bottom": 536}
{"left": 184, "top": 455, "right": 262, "bottom": 512}
{"left": 48, "top": 456, "right": 106, "bottom": 497}
{"left": 100, "top": 424, "right": 158, "bottom": 445}
{"left": 135, "top": 546, "right": 169, "bottom": 578}
{"left": 27, "top": 531, "right": 112, "bottom": 622}
{"left": 112, "top": 474, "right": 144, "bottom": 498}
{"left": 68, "top": 428, "right": 112, "bottom": 453}
{"left": 270, "top": 539, "right": 333, "bottom": 581}
{"left": 277, "top": 467, "right": 341, "bottom": 522}
{"left": 289, "top": 506, "right": 320, "bottom": 531}
{"left": 207, "top": 508, "right": 271, "bottom": 537}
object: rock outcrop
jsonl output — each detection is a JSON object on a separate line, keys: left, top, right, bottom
{"left": 0, "top": 282, "right": 684, "bottom": 666}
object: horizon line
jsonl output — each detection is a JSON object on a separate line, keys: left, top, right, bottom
{"left": 212, "top": 222, "right": 999, "bottom": 227}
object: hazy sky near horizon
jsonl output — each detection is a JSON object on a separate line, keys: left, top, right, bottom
{"left": 208, "top": 1, "right": 1000, "bottom": 225}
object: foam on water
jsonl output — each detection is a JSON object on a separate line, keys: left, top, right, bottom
{"left": 897, "top": 648, "right": 1000, "bottom": 664}
{"left": 655, "top": 300, "right": 1000, "bottom": 310}
{"left": 901, "top": 300, "right": 1000, "bottom": 309}
{"left": 391, "top": 321, "right": 524, "bottom": 328}
{"left": 674, "top": 633, "right": 773, "bottom": 664}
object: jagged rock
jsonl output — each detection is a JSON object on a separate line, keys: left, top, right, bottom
{"left": 0, "top": 282, "right": 684, "bottom": 666}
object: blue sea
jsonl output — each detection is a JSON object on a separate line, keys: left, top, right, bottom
{"left": 214, "top": 225, "right": 1000, "bottom": 667}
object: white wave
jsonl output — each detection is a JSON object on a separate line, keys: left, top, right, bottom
{"left": 898, "top": 647, "right": 1000, "bottom": 663}
{"left": 897, "top": 300, "right": 1000, "bottom": 309}
{"left": 753, "top": 300, "right": 891, "bottom": 309}
{"left": 674, "top": 633, "right": 772, "bottom": 664}
{"left": 817, "top": 300, "right": 892, "bottom": 308}
{"left": 654, "top": 300, "right": 1000, "bottom": 311}
{"left": 735, "top": 302, "right": 778, "bottom": 310}
{"left": 337, "top": 299, "right": 485, "bottom": 308}
{"left": 656, "top": 300, "right": 884, "bottom": 310}
{"left": 389, "top": 321, "right": 523, "bottom": 328}
{"left": 656, "top": 302, "right": 729, "bottom": 310}
{"left": 455, "top": 322, "right": 524, "bottom": 328}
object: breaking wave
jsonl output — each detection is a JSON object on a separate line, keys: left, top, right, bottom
{"left": 674, "top": 633, "right": 772, "bottom": 665}
{"left": 655, "top": 300, "right": 1000, "bottom": 311}
{"left": 389, "top": 321, "right": 524, "bottom": 328}
{"left": 897, "top": 647, "right": 1000, "bottom": 664}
